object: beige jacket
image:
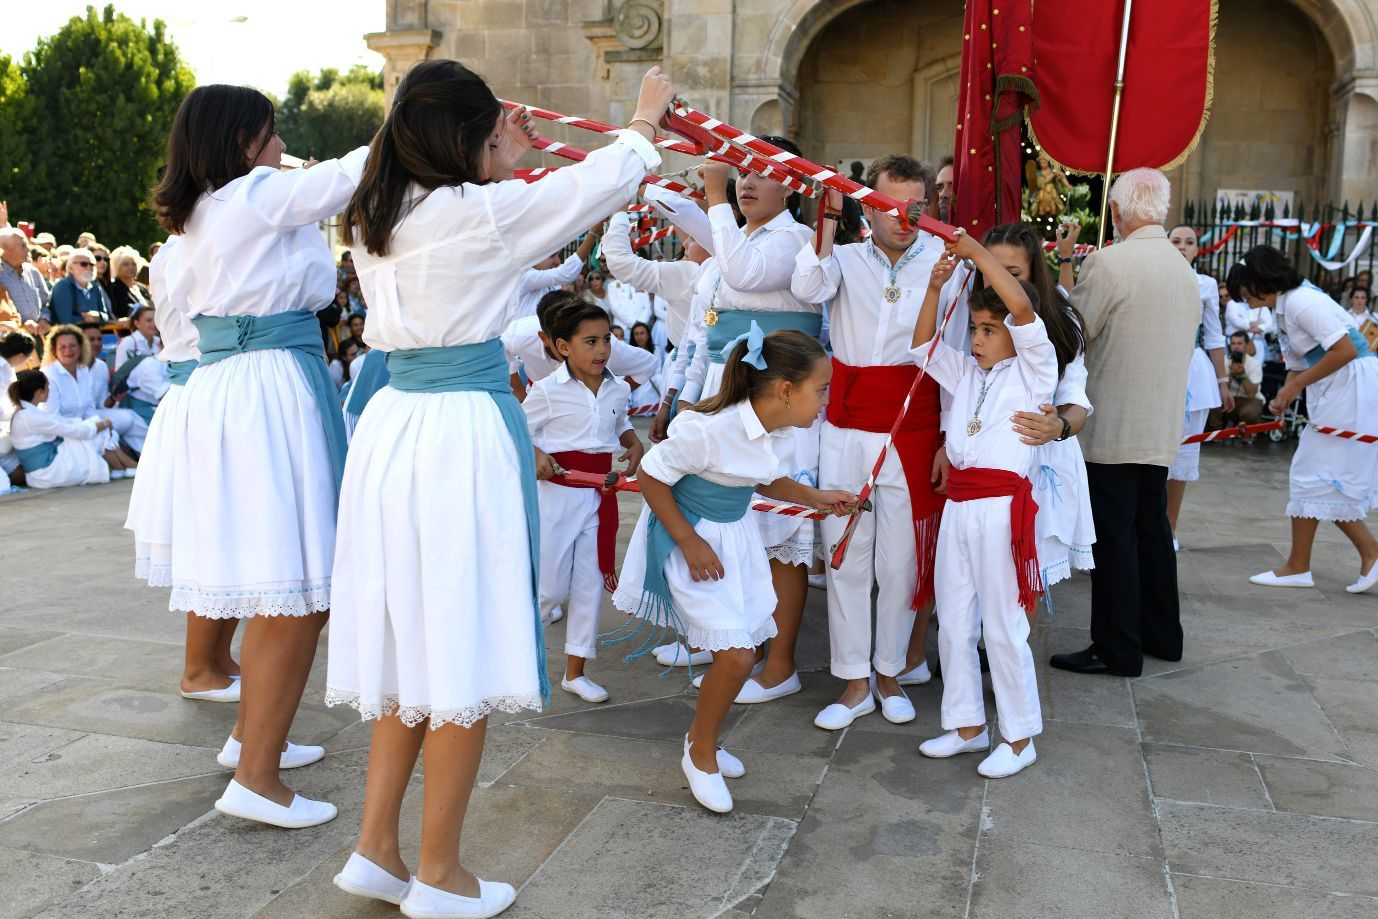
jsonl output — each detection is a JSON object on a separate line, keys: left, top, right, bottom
{"left": 1071, "top": 224, "right": 1201, "bottom": 467}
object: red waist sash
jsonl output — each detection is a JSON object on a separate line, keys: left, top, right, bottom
{"left": 827, "top": 358, "right": 945, "bottom": 608}
{"left": 550, "top": 450, "right": 619, "bottom": 593}
{"left": 946, "top": 466, "right": 1043, "bottom": 614}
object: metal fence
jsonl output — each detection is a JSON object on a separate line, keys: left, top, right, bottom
{"left": 1182, "top": 199, "right": 1378, "bottom": 292}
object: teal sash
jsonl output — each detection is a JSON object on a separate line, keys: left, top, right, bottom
{"left": 706, "top": 310, "right": 822, "bottom": 364}
{"left": 166, "top": 359, "right": 196, "bottom": 387}
{"left": 192, "top": 311, "right": 348, "bottom": 492}
{"left": 1304, "top": 327, "right": 1375, "bottom": 366}
{"left": 602, "top": 474, "right": 755, "bottom": 664}
{"left": 386, "top": 339, "right": 549, "bottom": 704}
{"left": 341, "top": 348, "right": 391, "bottom": 435}
{"left": 124, "top": 396, "right": 157, "bottom": 425}
{"left": 15, "top": 437, "right": 60, "bottom": 472}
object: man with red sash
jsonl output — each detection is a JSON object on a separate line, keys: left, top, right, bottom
{"left": 791, "top": 154, "right": 945, "bottom": 730}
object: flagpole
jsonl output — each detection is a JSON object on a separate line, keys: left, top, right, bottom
{"left": 1097, "top": 0, "right": 1135, "bottom": 247}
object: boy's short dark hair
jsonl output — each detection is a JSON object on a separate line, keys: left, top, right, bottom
{"left": 968, "top": 279, "right": 1040, "bottom": 321}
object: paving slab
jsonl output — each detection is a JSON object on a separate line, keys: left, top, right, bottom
{"left": 969, "top": 839, "right": 1174, "bottom": 919}
{"left": 0, "top": 628, "right": 64, "bottom": 657}
{"left": 1135, "top": 652, "right": 1349, "bottom": 760}
{"left": 508, "top": 796, "right": 795, "bottom": 919}
{"left": 753, "top": 729, "right": 981, "bottom": 919}
{"left": 1172, "top": 874, "right": 1378, "bottom": 919}
{"left": 0, "top": 633, "right": 184, "bottom": 690}
{"left": 1157, "top": 799, "right": 1378, "bottom": 896}
{"left": 1254, "top": 754, "right": 1378, "bottom": 822}
{"left": 1143, "top": 744, "right": 1273, "bottom": 809}
{"left": 981, "top": 720, "right": 1162, "bottom": 858}
{"left": 521, "top": 694, "right": 746, "bottom": 746}
{"left": 1280, "top": 631, "right": 1378, "bottom": 682}
{"left": 1302, "top": 675, "right": 1378, "bottom": 735}
{"left": 0, "top": 848, "right": 102, "bottom": 919}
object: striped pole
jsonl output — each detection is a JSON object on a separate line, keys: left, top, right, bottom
{"left": 549, "top": 468, "right": 867, "bottom": 521}
{"left": 529, "top": 136, "right": 704, "bottom": 199}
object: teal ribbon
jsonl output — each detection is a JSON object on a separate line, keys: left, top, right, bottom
{"left": 386, "top": 339, "right": 549, "bottom": 704}
{"left": 602, "top": 474, "right": 754, "bottom": 665}
{"left": 166, "top": 359, "right": 196, "bottom": 387}
{"left": 1304, "top": 327, "right": 1374, "bottom": 365}
{"left": 124, "top": 395, "right": 157, "bottom": 425}
{"left": 720, "top": 319, "right": 767, "bottom": 369}
{"left": 706, "top": 310, "right": 822, "bottom": 364}
{"left": 1035, "top": 463, "right": 1063, "bottom": 507}
{"left": 341, "top": 348, "right": 391, "bottom": 425}
{"left": 192, "top": 311, "right": 348, "bottom": 492}
{"left": 14, "top": 438, "right": 60, "bottom": 472}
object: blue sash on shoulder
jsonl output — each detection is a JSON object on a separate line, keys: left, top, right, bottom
{"left": 1304, "top": 327, "right": 1375, "bottom": 366}
{"left": 14, "top": 437, "right": 60, "bottom": 472}
{"left": 706, "top": 310, "right": 822, "bottom": 364}
{"left": 193, "top": 311, "right": 348, "bottom": 493}
{"left": 386, "top": 338, "right": 549, "bottom": 704}
{"left": 602, "top": 474, "right": 755, "bottom": 665}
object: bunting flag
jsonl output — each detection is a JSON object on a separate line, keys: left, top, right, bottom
{"left": 952, "top": 0, "right": 1037, "bottom": 235}
{"left": 1028, "top": 0, "right": 1215, "bottom": 173}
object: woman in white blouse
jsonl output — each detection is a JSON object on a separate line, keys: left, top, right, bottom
{"left": 151, "top": 83, "right": 369, "bottom": 831}
{"left": 40, "top": 325, "right": 139, "bottom": 476}
{"left": 324, "top": 61, "right": 674, "bottom": 917}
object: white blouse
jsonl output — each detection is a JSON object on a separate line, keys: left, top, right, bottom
{"left": 516, "top": 253, "right": 584, "bottom": 318}
{"left": 792, "top": 236, "right": 941, "bottom": 367}
{"left": 603, "top": 211, "right": 700, "bottom": 346}
{"left": 1277, "top": 284, "right": 1361, "bottom": 371}
{"left": 10, "top": 402, "right": 101, "bottom": 448}
{"left": 1195, "top": 273, "right": 1226, "bottom": 351}
{"left": 640, "top": 399, "right": 785, "bottom": 489}
{"left": 178, "top": 147, "right": 370, "bottom": 319}
{"left": 147, "top": 237, "right": 200, "bottom": 363}
{"left": 522, "top": 363, "right": 632, "bottom": 454}
{"left": 40, "top": 362, "right": 99, "bottom": 420}
{"left": 356, "top": 131, "right": 658, "bottom": 352}
{"left": 115, "top": 332, "right": 159, "bottom": 368}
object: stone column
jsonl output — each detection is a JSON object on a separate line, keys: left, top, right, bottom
{"left": 366, "top": 29, "right": 443, "bottom": 104}
{"left": 1330, "top": 76, "right": 1378, "bottom": 205}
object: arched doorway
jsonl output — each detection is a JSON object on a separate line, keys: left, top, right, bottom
{"left": 791, "top": 0, "right": 964, "bottom": 172}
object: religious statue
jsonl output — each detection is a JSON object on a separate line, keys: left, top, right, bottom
{"left": 1026, "top": 153, "right": 1072, "bottom": 220}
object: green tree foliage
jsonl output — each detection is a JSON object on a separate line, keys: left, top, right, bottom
{"left": 277, "top": 65, "right": 384, "bottom": 161}
{"left": 1, "top": 5, "right": 195, "bottom": 250}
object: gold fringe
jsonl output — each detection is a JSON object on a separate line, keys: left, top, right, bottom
{"left": 1025, "top": 0, "right": 1218, "bottom": 177}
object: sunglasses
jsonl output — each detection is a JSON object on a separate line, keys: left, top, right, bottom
{"left": 70, "top": 260, "right": 93, "bottom": 267}
{"left": 93, "top": 255, "right": 108, "bottom": 262}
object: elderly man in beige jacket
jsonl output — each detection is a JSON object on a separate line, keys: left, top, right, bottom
{"left": 1050, "top": 169, "right": 1200, "bottom": 678}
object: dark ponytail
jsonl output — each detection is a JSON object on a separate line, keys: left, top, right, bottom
{"left": 692, "top": 329, "right": 827, "bottom": 415}
{"left": 1226, "top": 245, "right": 1304, "bottom": 303}
{"left": 344, "top": 60, "right": 502, "bottom": 257}
{"left": 9, "top": 369, "right": 47, "bottom": 409}
{"left": 980, "top": 222, "right": 1085, "bottom": 378}
{"left": 153, "top": 85, "right": 277, "bottom": 233}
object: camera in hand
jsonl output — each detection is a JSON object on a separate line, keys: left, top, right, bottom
{"left": 1229, "top": 350, "right": 1245, "bottom": 363}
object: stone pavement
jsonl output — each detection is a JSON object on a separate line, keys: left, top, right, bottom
{"left": 1, "top": 439, "right": 1376, "bottom": 918}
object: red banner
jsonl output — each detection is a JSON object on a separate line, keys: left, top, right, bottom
{"left": 1028, "top": 0, "right": 1214, "bottom": 173}
{"left": 952, "top": 0, "right": 1037, "bottom": 235}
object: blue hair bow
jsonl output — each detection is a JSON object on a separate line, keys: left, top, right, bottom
{"left": 721, "top": 319, "right": 768, "bottom": 370}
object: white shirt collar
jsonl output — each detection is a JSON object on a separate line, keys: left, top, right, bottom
{"left": 736, "top": 399, "right": 772, "bottom": 440}
{"left": 552, "top": 361, "right": 612, "bottom": 385}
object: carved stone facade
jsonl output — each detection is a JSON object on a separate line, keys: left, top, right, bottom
{"left": 367, "top": 0, "right": 1378, "bottom": 210}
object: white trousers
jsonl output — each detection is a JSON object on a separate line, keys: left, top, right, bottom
{"left": 935, "top": 496, "right": 1043, "bottom": 741}
{"left": 99, "top": 406, "right": 148, "bottom": 453}
{"left": 536, "top": 481, "right": 602, "bottom": 659}
{"left": 819, "top": 422, "right": 917, "bottom": 680}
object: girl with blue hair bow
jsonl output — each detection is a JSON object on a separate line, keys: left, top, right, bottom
{"left": 612, "top": 324, "right": 857, "bottom": 814}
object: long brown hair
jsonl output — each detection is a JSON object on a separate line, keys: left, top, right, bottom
{"left": 343, "top": 60, "right": 502, "bottom": 257}
{"left": 980, "top": 222, "right": 1085, "bottom": 378}
{"left": 692, "top": 329, "right": 827, "bottom": 416}
{"left": 153, "top": 85, "right": 277, "bottom": 233}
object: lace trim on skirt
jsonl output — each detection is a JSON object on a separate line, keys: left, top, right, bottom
{"left": 323, "top": 687, "right": 542, "bottom": 730}
{"left": 170, "top": 578, "right": 332, "bottom": 619}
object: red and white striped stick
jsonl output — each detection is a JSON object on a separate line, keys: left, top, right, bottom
{"left": 529, "top": 137, "right": 703, "bottom": 199}
{"left": 506, "top": 100, "right": 819, "bottom": 198}
{"left": 631, "top": 226, "right": 676, "bottom": 248}
{"left": 662, "top": 100, "right": 960, "bottom": 240}
{"left": 1182, "top": 421, "right": 1284, "bottom": 444}
{"left": 550, "top": 469, "right": 862, "bottom": 520}
{"left": 627, "top": 402, "right": 661, "bottom": 417}
{"left": 514, "top": 167, "right": 557, "bottom": 183}
{"left": 830, "top": 264, "right": 975, "bottom": 569}
{"left": 1311, "top": 424, "right": 1378, "bottom": 444}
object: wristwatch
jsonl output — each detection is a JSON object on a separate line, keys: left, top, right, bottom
{"left": 1056, "top": 255, "right": 1073, "bottom": 265}
{"left": 1055, "top": 414, "right": 1072, "bottom": 442}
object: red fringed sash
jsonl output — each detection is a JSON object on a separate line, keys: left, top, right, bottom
{"left": 946, "top": 466, "right": 1043, "bottom": 613}
{"left": 549, "top": 450, "right": 619, "bottom": 592}
{"left": 827, "top": 359, "right": 945, "bottom": 608}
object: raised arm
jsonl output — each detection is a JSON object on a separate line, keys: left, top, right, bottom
{"left": 949, "top": 231, "right": 1034, "bottom": 324}
{"left": 791, "top": 237, "right": 842, "bottom": 305}
{"left": 244, "top": 147, "right": 369, "bottom": 229}
{"left": 603, "top": 211, "right": 697, "bottom": 302}
{"left": 645, "top": 186, "right": 713, "bottom": 254}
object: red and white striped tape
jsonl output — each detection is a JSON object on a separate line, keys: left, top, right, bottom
{"left": 1311, "top": 425, "right": 1378, "bottom": 444}
{"left": 1181, "top": 420, "right": 1376, "bottom": 445}
{"left": 662, "top": 101, "right": 960, "bottom": 240}
{"left": 550, "top": 469, "right": 856, "bottom": 520}
{"left": 627, "top": 402, "right": 661, "bottom": 417}
{"left": 631, "top": 226, "right": 676, "bottom": 248}
{"left": 528, "top": 137, "right": 704, "bottom": 199}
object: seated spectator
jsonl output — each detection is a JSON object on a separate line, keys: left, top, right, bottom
{"left": 627, "top": 320, "right": 661, "bottom": 409}
{"left": 583, "top": 271, "right": 610, "bottom": 312}
{"left": 0, "top": 226, "right": 50, "bottom": 329}
{"left": 606, "top": 274, "right": 652, "bottom": 330}
{"left": 106, "top": 246, "right": 151, "bottom": 319}
{"left": 1347, "top": 287, "right": 1376, "bottom": 327}
{"left": 75, "top": 231, "right": 97, "bottom": 249}
{"left": 1208, "top": 331, "right": 1265, "bottom": 430}
{"left": 115, "top": 305, "right": 159, "bottom": 366}
{"left": 147, "top": 240, "right": 163, "bottom": 262}
{"left": 49, "top": 249, "right": 114, "bottom": 324}
{"left": 329, "top": 336, "right": 363, "bottom": 390}
{"left": 41, "top": 324, "right": 146, "bottom": 457}
{"left": 347, "top": 311, "right": 366, "bottom": 342}
{"left": 111, "top": 307, "right": 168, "bottom": 424}
{"left": 0, "top": 330, "right": 38, "bottom": 485}
{"left": 346, "top": 274, "right": 366, "bottom": 315}
{"left": 8, "top": 368, "right": 132, "bottom": 486}
{"left": 90, "top": 243, "right": 112, "bottom": 288}
{"left": 611, "top": 324, "right": 625, "bottom": 341}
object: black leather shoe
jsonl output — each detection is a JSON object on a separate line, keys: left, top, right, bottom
{"left": 1049, "top": 647, "right": 1140, "bottom": 677}
{"left": 1143, "top": 646, "right": 1183, "bottom": 663}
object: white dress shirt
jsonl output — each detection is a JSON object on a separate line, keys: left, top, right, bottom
{"left": 115, "top": 331, "right": 160, "bottom": 369}
{"left": 915, "top": 315, "right": 1058, "bottom": 477}
{"left": 792, "top": 236, "right": 941, "bottom": 367}
{"left": 501, "top": 314, "right": 662, "bottom": 385}
{"left": 641, "top": 400, "right": 784, "bottom": 489}
{"left": 41, "top": 361, "right": 100, "bottom": 419}
{"left": 178, "top": 147, "right": 369, "bottom": 319}
{"left": 603, "top": 210, "right": 699, "bottom": 345}
{"left": 355, "top": 131, "right": 657, "bottom": 352}
{"left": 605, "top": 278, "right": 653, "bottom": 331}
{"left": 1223, "top": 299, "right": 1277, "bottom": 361}
{"left": 516, "top": 253, "right": 585, "bottom": 318}
{"left": 147, "top": 236, "right": 200, "bottom": 364}
{"left": 522, "top": 362, "right": 632, "bottom": 454}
